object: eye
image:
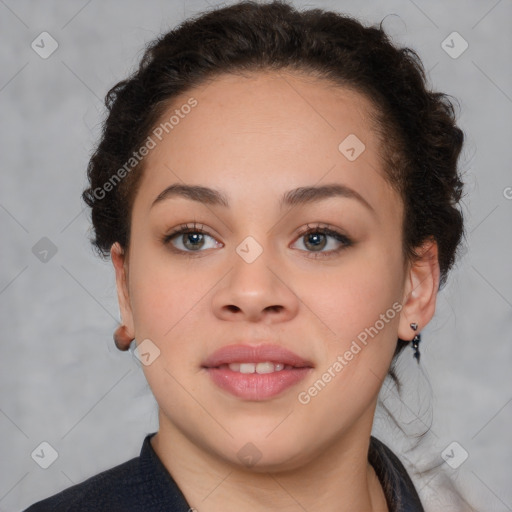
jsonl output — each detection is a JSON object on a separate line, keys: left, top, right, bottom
{"left": 162, "top": 222, "right": 222, "bottom": 253}
{"left": 161, "top": 222, "right": 353, "bottom": 258}
{"left": 292, "top": 223, "right": 353, "bottom": 258}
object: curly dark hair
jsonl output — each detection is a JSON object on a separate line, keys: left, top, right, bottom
{"left": 83, "top": 0, "right": 465, "bottom": 370}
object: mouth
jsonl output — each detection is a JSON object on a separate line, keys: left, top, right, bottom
{"left": 218, "top": 362, "right": 297, "bottom": 373}
{"left": 202, "top": 344, "right": 314, "bottom": 401}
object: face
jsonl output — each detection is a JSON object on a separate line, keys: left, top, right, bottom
{"left": 113, "top": 70, "right": 438, "bottom": 471}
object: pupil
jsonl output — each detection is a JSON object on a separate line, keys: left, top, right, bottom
{"left": 306, "top": 233, "right": 326, "bottom": 251}
{"left": 184, "top": 233, "right": 204, "bottom": 250}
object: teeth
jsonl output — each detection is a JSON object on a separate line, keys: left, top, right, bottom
{"left": 256, "top": 362, "right": 274, "bottom": 374}
{"left": 239, "top": 363, "right": 256, "bottom": 374}
{"left": 228, "top": 362, "right": 286, "bottom": 374}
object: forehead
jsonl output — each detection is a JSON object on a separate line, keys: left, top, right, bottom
{"left": 134, "top": 70, "right": 396, "bottom": 217}
{"left": 175, "top": 69, "right": 379, "bottom": 148}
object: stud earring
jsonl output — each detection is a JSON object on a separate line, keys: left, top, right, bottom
{"left": 410, "top": 322, "right": 421, "bottom": 364}
{"left": 113, "top": 324, "right": 134, "bottom": 351}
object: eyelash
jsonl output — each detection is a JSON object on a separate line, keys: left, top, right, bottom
{"left": 161, "top": 222, "right": 353, "bottom": 259}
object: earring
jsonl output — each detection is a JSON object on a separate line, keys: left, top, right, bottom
{"left": 410, "top": 322, "right": 421, "bottom": 364}
{"left": 113, "top": 324, "right": 134, "bottom": 351}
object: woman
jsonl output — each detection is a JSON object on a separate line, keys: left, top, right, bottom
{"left": 25, "top": 1, "right": 468, "bottom": 510}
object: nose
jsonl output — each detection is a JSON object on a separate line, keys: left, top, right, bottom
{"left": 211, "top": 247, "right": 299, "bottom": 324}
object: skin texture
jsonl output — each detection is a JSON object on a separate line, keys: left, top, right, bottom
{"left": 111, "top": 70, "right": 439, "bottom": 512}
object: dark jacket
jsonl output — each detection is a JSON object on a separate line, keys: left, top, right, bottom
{"left": 25, "top": 432, "right": 424, "bottom": 511}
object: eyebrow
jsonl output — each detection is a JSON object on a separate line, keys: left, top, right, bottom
{"left": 151, "top": 183, "right": 375, "bottom": 215}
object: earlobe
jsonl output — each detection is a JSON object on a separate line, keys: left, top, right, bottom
{"left": 111, "top": 242, "right": 135, "bottom": 346}
{"left": 397, "top": 239, "right": 440, "bottom": 342}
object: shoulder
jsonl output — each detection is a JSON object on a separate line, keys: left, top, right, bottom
{"left": 23, "top": 454, "right": 141, "bottom": 511}
{"left": 24, "top": 432, "right": 191, "bottom": 512}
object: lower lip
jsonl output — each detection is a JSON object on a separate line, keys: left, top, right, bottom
{"left": 205, "top": 367, "right": 312, "bottom": 400}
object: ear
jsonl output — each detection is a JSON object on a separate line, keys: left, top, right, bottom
{"left": 397, "top": 238, "right": 440, "bottom": 340}
{"left": 111, "top": 242, "right": 135, "bottom": 339}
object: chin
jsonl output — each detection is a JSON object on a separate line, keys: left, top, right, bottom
{"left": 216, "top": 429, "right": 317, "bottom": 473}
{"left": 226, "top": 447, "right": 311, "bottom": 474}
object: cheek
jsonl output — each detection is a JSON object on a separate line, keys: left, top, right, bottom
{"left": 297, "top": 261, "right": 403, "bottom": 422}
{"left": 303, "top": 245, "right": 404, "bottom": 343}
{"left": 306, "top": 250, "right": 404, "bottom": 412}
{"left": 127, "top": 244, "right": 210, "bottom": 341}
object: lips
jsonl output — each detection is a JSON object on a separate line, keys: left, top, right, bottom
{"left": 202, "top": 344, "right": 314, "bottom": 401}
{"left": 202, "top": 344, "right": 313, "bottom": 369}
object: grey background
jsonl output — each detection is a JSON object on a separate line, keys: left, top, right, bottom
{"left": 0, "top": 0, "right": 511, "bottom": 511}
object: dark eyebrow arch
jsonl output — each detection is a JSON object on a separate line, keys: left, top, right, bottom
{"left": 151, "top": 183, "right": 375, "bottom": 215}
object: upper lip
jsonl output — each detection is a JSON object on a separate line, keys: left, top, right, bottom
{"left": 202, "top": 344, "right": 314, "bottom": 368}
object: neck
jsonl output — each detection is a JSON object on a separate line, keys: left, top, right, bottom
{"left": 150, "top": 407, "right": 388, "bottom": 512}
